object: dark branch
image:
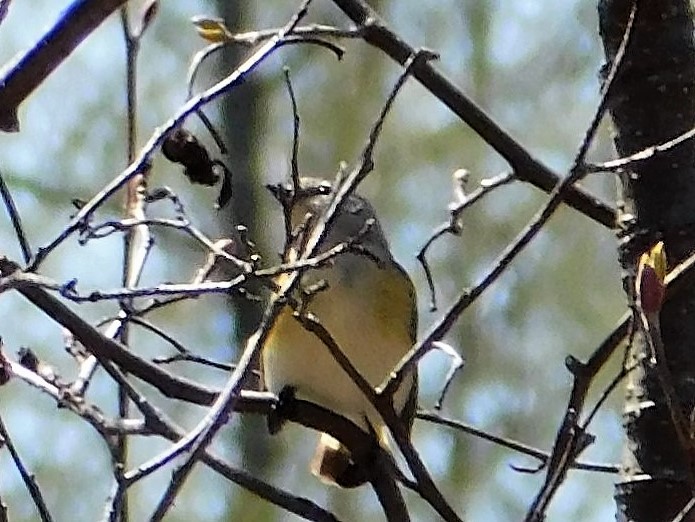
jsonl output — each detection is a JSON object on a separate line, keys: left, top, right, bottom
{"left": 329, "top": 0, "right": 616, "bottom": 227}
{"left": 0, "top": 0, "right": 127, "bottom": 132}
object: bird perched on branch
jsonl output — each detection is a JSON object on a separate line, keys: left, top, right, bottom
{"left": 261, "top": 177, "right": 418, "bottom": 487}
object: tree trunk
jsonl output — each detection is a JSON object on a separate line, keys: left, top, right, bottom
{"left": 599, "top": 1, "right": 695, "bottom": 520}
{"left": 213, "top": 2, "right": 276, "bottom": 519}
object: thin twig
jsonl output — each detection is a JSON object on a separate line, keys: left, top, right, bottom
{"left": 282, "top": 66, "right": 302, "bottom": 249}
{"left": 671, "top": 497, "right": 695, "bottom": 522}
{"left": 10, "top": 360, "right": 148, "bottom": 437}
{"left": 329, "top": 0, "right": 616, "bottom": 227}
{"left": 70, "top": 315, "right": 125, "bottom": 396}
{"left": 417, "top": 411, "right": 618, "bottom": 474}
{"left": 0, "top": 257, "right": 220, "bottom": 405}
{"left": 115, "top": 6, "right": 146, "bottom": 518}
{"left": 283, "top": 67, "right": 301, "bottom": 196}
{"left": 430, "top": 341, "right": 465, "bottom": 410}
{"left": 141, "top": 5, "right": 317, "bottom": 519}
{"left": 129, "top": 316, "right": 234, "bottom": 372}
{"left": 186, "top": 31, "right": 344, "bottom": 102}
{"left": 29, "top": 4, "right": 299, "bottom": 270}
{"left": 0, "top": 412, "right": 53, "bottom": 521}
{"left": 581, "top": 358, "right": 640, "bottom": 430}
{"left": 221, "top": 23, "right": 362, "bottom": 47}
{"left": 524, "top": 4, "right": 639, "bottom": 518}
{"left": 55, "top": 231, "right": 370, "bottom": 304}
{"left": 588, "top": 125, "right": 695, "bottom": 174}
{"left": 83, "top": 213, "right": 252, "bottom": 273}
{"left": 418, "top": 170, "right": 516, "bottom": 311}
{"left": 383, "top": 161, "right": 598, "bottom": 399}
{"left": 0, "top": 168, "right": 32, "bottom": 263}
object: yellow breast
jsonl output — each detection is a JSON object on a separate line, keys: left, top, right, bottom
{"left": 262, "top": 252, "right": 416, "bottom": 433}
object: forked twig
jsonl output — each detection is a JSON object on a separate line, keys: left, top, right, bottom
{"left": 418, "top": 170, "right": 516, "bottom": 310}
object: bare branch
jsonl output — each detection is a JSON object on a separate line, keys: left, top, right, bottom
{"left": 525, "top": 3, "right": 640, "bottom": 517}
{"left": 0, "top": 168, "right": 31, "bottom": 263}
{"left": 0, "top": 0, "right": 127, "bottom": 132}
{"left": 329, "top": 0, "right": 616, "bottom": 227}
{"left": 0, "top": 411, "right": 53, "bottom": 522}
{"left": 28, "top": 5, "right": 301, "bottom": 270}
{"left": 142, "top": 5, "right": 320, "bottom": 518}
{"left": 417, "top": 411, "right": 618, "bottom": 474}
{"left": 418, "top": 170, "right": 516, "bottom": 311}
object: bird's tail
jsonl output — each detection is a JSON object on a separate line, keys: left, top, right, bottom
{"left": 310, "top": 433, "right": 369, "bottom": 488}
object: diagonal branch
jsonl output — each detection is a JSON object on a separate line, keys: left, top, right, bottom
{"left": 329, "top": 0, "right": 616, "bottom": 228}
{"left": 0, "top": 0, "right": 127, "bottom": 132}
{"left": 525, "top": 3, "right": 639, "bottom": 518}
{"left": 28, "top": 5, "right": 298, "bottom": 270}
{"left": 0, "top": 411, "right": 53, "bottom": 521}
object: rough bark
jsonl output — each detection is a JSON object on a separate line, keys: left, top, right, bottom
{"left": 599, "top": 1, "right": 695, "bottom": 520}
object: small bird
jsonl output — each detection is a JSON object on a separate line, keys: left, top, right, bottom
{"left": 262, "top": 177, "right": 418, "bottom": 487}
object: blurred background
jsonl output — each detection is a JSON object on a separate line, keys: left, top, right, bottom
{"left": 0, "top": 0, "right": 626, "bottom": 520}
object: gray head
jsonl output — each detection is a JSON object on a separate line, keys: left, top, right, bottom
{"left": 277, "top": 177, "right": 393, "bottom": 263}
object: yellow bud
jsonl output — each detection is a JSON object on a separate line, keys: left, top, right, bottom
{"left": 637, "top": 241, "right": 667, "bottom": 314}
{"left": 191, "top": 16, "right": 232, "bottom": 43}
{"left": 640, "top": 241, "right": 667, "bottom": 283}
